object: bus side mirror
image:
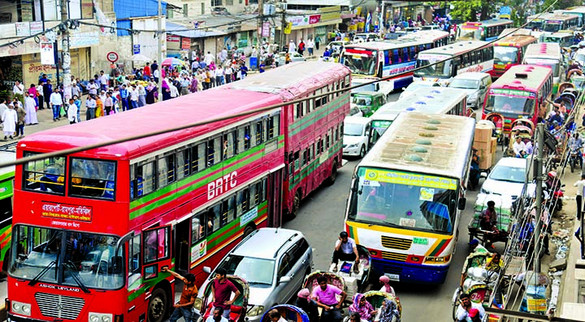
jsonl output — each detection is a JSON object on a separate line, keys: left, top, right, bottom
{"left": 458, "top": 197, "right": 466, "bottom": 210}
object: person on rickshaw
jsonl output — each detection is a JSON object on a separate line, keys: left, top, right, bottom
{"left": 513, "top": 136, "right": 527, "bottom": 158}
{"left": 547, "top": 105, "right": 563, "bottom": 126}
{"left": 455, "top": 293, "right": 486, "bottom": 322}
{"left": 479, "top": 201, "right": 500, "bottom": 249}
{"left": 486, "top": 253, "right": 503, "bottom": 274}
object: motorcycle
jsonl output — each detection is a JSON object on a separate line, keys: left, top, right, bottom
{"left": 569, "top": 147, "right": 583, "bottom": 173}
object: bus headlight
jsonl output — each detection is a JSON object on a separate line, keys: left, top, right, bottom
{"left": 247, "top": 305, "right": 265, "bottom": 317}
{"left": 89, "top": 312, "right": 113, "bottom": 322}
{"left": 194, "top": 297, "right": 203, "bottom": 310}
{"left": 11, "top": 301, "right": 31, "bottom": 316}
{"left": 424, "top": 255, "right": 451, "bottom": 263}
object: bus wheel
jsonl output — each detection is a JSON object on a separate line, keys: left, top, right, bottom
{"left": 287, "top": 190, "right": 302, "bottom": 220}
{"left": 325, "top": 161, "right": 338, "bottom": 186}
{"left": 243, "top": 223, "right": 256, "bottom": 237}
{"left": 148, "top": 288, "right": 169, "bottom": 322}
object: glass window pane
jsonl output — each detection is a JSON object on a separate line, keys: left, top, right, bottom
{"left": 250, "top": 184, "right": 258, "bottom": 207}
{"left": 177, "top": 150, "right": 189, "bottom": 180}
{"left": 227, "top": 196, "right": 236, "bottom": 222}
{"left": 70, "top": 158, "right": 117, "bottom": 200}
{"left": 208, "top": 205, "right": 221, "bottom": 233}
{"left": 251, "top": 123, "right": 258, "bottom": 147}
{"left": 237, "top": 127, "right": 246, "bottom": 152}
{"left": 157, "top": 228, "right": 168, "bottom": 258}
{"left": 191, "top": 213, "right": 204, "bottom": 244}
{"left": 23, "top": 152, "right": 66, "bottom": 195}
{"left": 158, "top": 157, "right": 169, "bottom": 188}
{"left": 144, "top": 230, "right": 158, "bottom": 263}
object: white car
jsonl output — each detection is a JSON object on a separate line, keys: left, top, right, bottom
{"left": 480, "top": 157, "right": 535, "bottom": 201}
{"left": 343, "top": 116, "right": 372, "bottom": 158}
{"left": 448, "top": 72, "right": 492, "bottom": 110}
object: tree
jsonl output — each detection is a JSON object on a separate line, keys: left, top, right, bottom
{"left": 446, "top": 0, "right": 495, "bottom": 22}
{"left": 541, "top": 0, "right": 581, "bottom": 10}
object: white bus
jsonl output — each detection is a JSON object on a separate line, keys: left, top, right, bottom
{"left": 522, "top": 42, "right": 565, "bottom": 95}
{"left": 370, "top": 87, "right": 468, "bottom": 145}
{"left": 344, "top": 112, "right": 475, "bottom": 284}
{"left": 559, "top": 6, "right": 585, "bottom": 28}
{"left": 413, "top": 41, "right": 494, "bottom": 86}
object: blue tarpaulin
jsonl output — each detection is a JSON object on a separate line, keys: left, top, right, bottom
{"left": 114, "top": 0, "right": 167, "bottom": 20}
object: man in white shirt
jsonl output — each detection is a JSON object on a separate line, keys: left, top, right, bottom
{"left": 455, "top": 293, "right": 485, "bottom": 321}
{"left": 512, "top": 136, "right": 526, "bottom": 158}
{"left": 215, "top": 66, "right": 224, "bottom": 86}
{"left": 130, "top": 85, "right": 139, "bottom": 109}
{"left": 12, "top": 81, "right": 24, "bottom": 95}
{"left": 49, "top": 88, "right": 63, "bottom": 121}
{"left": 99, "top": 71, "right": 109, "bottom": 91}
{"left": 288, "top": 40, "right": 296, "bottom": 54}
{"left": 205, "top": 51, "right": 215, "bottom": 65}
{"left": 88, "top": 79, "right": 99, "bottom": 96}
{"left": 205, "top": 307, "right": 228, "bottom": 322}
{"left": 330, "top": 231, "right": 360, "bottom": 273}
{"left": 169, "top": 82, "right": 179, "bottom": 98}
{"left": 575, "top": 174, "right": 585, "bottom": 221}
{"left": 307, "top": 38, "right": 315, "bottom": 56}
{"left": 85, "top": 95, "right": 97, "bottom": 120}
{"left": 0, "top": 99, "right": 8, "bottom": 118}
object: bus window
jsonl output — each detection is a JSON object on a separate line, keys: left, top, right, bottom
{"left": 223, "top": 132, "right": 236, "bottom": 160}
{"left": 128, "top": 235, "right": 141, "bottom": 275}
{"left": 392, "top": 49, "right": 400, "bottom": 63}
{"left": 22, "top": 153, "right": 66, "bottom": 195}
{"left": 302, "top": 149, "right": 308, "bottom": 166}
{"left": 191, "top": 142, "right": 207, "bottom": 173}
{"left": 192, "top": 213, "right": 205, "bottom": 243}
{"left": 267, "top": 113, "right": 280, "bottom": 139}
{"left": 156, "top": 155, "right": 175, "bottom": 188}
{"left": 207, "top": 204, "right": 221, "bottom": 233}
{"left": 226, "top": 195, "right": 236, "bottom": 223}
{"left": 69, "top": 158, "right": 117, "bottom": 200}
{"left": 384, "top": 50, "right": 391, "bottom": 64}
{"left": 237, "top": 188, "right": 250, "bottom": 216}
{"left": 321, "top": 87, "right": 328, "bottom": 105}
{"left": 132, "top": 159, "right": 155, "bottom": 198}
{"left": 207, "top": 137, "right": 221, "bottom": 166}
{"left": 260, "top": 179, "right": 267, "bottom": 203}
{"left": 144, "top": 227, "right": 169, "bottom": 263}
{"left": 176, "top": 149, "right": 190, "bottom": 180}
{"left": 250, "top": 183, "right": 258, "bottom": 207}
{"left": 296, "top": 102, "right": 304, "bottom": 119}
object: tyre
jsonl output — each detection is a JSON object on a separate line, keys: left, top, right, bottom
{"left": 243, "top": 223, "right": 256, "bottom": 237}
{"left": 287, "top": 190, "right": 302, "bottom": 220}
{"left": 359, "top": 146, "right": 366, "bottom": 158}
{"left": 324, "top": 161, "right": 338, "bottom": 186}
{"left": 148, "top": 288, "right": 169, "bottom": 322}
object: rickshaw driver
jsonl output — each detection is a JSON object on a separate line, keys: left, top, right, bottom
{"left": 479, "top": 200, "right": 500, "bottom": 249}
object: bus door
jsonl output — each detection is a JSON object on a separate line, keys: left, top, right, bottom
{"left": 140, "top": 224, "right": 172, "bottom": 320}
{"left": 268, "top": 168, "right": 284, "bottom": 227}
{"left": 126, "top": 233, "right": 147, "bottom": 322}
{"left": 173, "top": 217, "right": 191, "bottom": 274}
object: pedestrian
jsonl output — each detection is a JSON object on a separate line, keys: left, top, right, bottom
{"left": 574, "top": 173, "right": 585, "bottom": 221}
{"left": 88, "top": 79, "right": 99, "bottom": 96}
{"left": 85, "top": 95, "right": 97, "bottom": 120}
{"left": 205, "top": 307, "right": 228, "bottom": 322}
{"left": 95, "top": 94, "right": 104, "bottom": 118}
{"left": 169, "top": 80, "right": 179, "bottom": 99}
{"left": 307, "top": 38, "right": 315, "bottom": 56}
{"left": 204, "top": 69, "right": 212, "bottom": 90}
{"left": 330, "top": 231, "right": 360, "bottom": 273}
{"left": 315, "top": 35, "right": 321, "bottom": 50}
{"left": 211, "top": 268, "right": 241, "bottom": 318}
{"left": 104, "top": 92, "right": 114, "bottom": 115}
{"left": 144, "top": 62, "right": 152, "bottom": 80}
{"left": 36, "top": 83, "right": 44, "bottom": 110}
{"left": 180, "top": 76, "right": 190, "bottom": 96}
{"left": 119, "top": 84, "right": 130, "bottom": 111}
{"left": 49, "top": 88, "right": 63, "bottom": 121}
{"left": 311, "top": 275, "right": 346, "bottom": 322}
{"left": 205, "top": 51, "right": 215, "bottom": 65}
{"left": 162, "top": 267, "right": 199, "bottom": 322}
{"left": 99, "top": 70, "right": 109, "bottom": 91}
{"left": 151, "top": 60, "right": 159, "bottom": 75}
{"left": 153, "top": 68, "right": 160, "bottom": 84}
{"left": 129, "top": 85, "right": 139, "bottom": 109}
{"left": 190, "top": 75, "right": 199, "bottom": 93}
{"left": 12, "top": 80, "right": 24, "bottom": 96}
{"left": 137, "top": 85, "right": 146, "bottom": 107}
{"left": 27, "top": 84, "right": 37, "bottom": 107}
{"left": 15, "top": 101, "right": 26, "bottom": 138}
{"left": 298, "top": 39, "right": 306, "bottom": 55}
{"left": 73, "top": 95, "right": 81, "bottom": 122}
{"left": 146, "top": 82, "right": 157, "bottom": 104}
{"left": 378, "top": 276, "right": 396, "bottom": 296}
{"left": 24, "top": 93, "right": 38, "bottom": 125}
{"left": 215, "top": 65, "right": 224, "bottom": 86}
{"left": 43, "top": 80, "right": 52, "bottom": 110}
{"left": 240, "top": 64, "right": 248, "bottom": 80}
{"left": 0, "top": 99, "right": 7, "bottom": 121}
{"left": 67, "top": 98, "right": 78, "bottom": 124}
{"left": 2, "top": 103, "right": 17, "bottom": 140}
{"left": 289, "top": 40, "right": 296, "bottom": 54}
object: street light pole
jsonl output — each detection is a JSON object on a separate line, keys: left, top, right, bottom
{"left": 257, "top": 0, "right": 263, "bottom": 70}
{"left": 60, "top": 0, "right": 71, "bottom": 95}
{"left": 157, "top": 0, "right": 163, "bottom": 100}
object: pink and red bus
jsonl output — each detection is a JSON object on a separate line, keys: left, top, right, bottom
{"left": 5, "top": 61, "right": 350, "bottom": 322}
{"left": 490, "top": 34, "right": 537, "bottom": 79}
{"left": 482, "top": 64, "right": 553, "bottom": 130}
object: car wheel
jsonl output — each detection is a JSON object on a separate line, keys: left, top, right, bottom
{"left": 359, "top": 146, "right": 366, "bottom": 158}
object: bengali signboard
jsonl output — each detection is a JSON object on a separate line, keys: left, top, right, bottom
{"left": 41, "top": 202, "right": 93, "bottom": 222}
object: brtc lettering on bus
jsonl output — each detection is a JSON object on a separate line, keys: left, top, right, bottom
{"left": 207, "top": 171, "right": 238, "bottom": 200}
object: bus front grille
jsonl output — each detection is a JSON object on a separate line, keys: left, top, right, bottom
{"left": 380, "top": 251, "right": 408, "bottom": 262}
{"left": 35, "top": 292, "right": 85, "bottom": 320}
{"left": 381, "top": 236, "right": 412, "bottom": 250}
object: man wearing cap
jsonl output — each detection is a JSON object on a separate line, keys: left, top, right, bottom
{"left": 330, "top": 231, "right": 360, "bottom": 273}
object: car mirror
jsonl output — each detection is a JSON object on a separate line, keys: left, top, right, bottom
{"left": 458, "top": 197, "right": 466, "bottom": 210}
{"left": 203, "top": 266, "right": 211, "bottom": 274}
{"left": 279, "top": 276, "right": 292, "bottom": 283}
{"left": 480, "top": 172, "right": 488, "bottom": 179}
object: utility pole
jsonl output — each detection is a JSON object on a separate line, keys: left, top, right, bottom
{"left": 157, "top": 0, "right": 163, "bottom": 99}
{"left": 533, "top": 123, "right": 545, "bottom": 273}
{"left": 281, "top": 8, "right": 286, "bottom": 52}
{"left": 257, "top": 0, "right": 263, "bottom": 70}
{"left": 60, "top": 0, "right": 71, "bottom": 95}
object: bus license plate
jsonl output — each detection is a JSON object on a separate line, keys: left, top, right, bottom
{"left": 386, "top": 274, "right": 400, "bottom": 282}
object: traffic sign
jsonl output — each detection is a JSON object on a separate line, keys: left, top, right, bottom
{"left": 106, "top": 51, "right": 119, "bottom": 63}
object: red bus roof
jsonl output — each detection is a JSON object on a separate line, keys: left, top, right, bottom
{"left": 490, "top": 64, "right": 553, "bottom": 91}
{"left": 18, "top": 88, "right": 282, "bottom": 159}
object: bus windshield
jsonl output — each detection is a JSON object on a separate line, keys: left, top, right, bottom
{"left": 543, "top": 23, "right": 562, "bottom": 32}
{"left": 484, "top": 92, "right": 536, "bottom": 118}
{"left": 343, "top": 52, "right": 377, "bottom": 75}
{"left": 347, "top": 167, "right": 457, "bottom": 234}
{"left": 494, "top": 46, "right": 519, "bottom": 64}
{"left": 458, "top": 27, "right": 479, "bottom": 41}
{"left": 415, "top": 54, "right": 451, "bottom": 78}
{"left": 9, "top": 225, "right": 124, "bottom": 290}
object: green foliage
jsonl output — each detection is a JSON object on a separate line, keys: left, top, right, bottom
{"left": 541, "top": 0, "right": 582, "bottom": 10}
{"left": 447, "top": 0, "right": 495, "bottom": 22}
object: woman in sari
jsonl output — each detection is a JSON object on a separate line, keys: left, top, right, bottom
{"left": 348, "top": 293, "right": 376, "bottom": 322}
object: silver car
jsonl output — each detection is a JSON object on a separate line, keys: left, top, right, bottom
{"left": 197, "top": 228, "right": 313, "bottom": 321}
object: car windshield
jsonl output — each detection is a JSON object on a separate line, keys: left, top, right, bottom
{"left": 489, "top": 164, "right": 526, "bottom": 183}
{"left": 449, "top": 79, "right": 479, "bottom": 89}
{"left": 352, "top": 96, "right": 372, "bottom": 106}
{"left": 343, "top": 51, "right": 377, "bottom": 75}
{"left": 494, "top": 46, "right": 519, "bottom": 64}
{"left": 415, "top": 55, "right": 451, "bottom": 78}
{"left": 216, "top": 255, "right": 275, "bottom": 285}
{"left": 344, "top": 122, "right": 365, "bottom": 136}
{"left": 347, "top": 167, "right": 458, "bottom": 234}
{"left": 484, "top": 93, "right": 535, "bottom": 119}
{"left": 543, "top": 23, "right": 561, "bottom": 32}
{"left": 9, "top": 225, "right": 124, "bottom": 290}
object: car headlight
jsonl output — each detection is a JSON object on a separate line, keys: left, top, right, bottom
{"left": 247, "top": 305, "right": 265, "bottom": 317}
{"left": 194, "top": 297, "right": 203, "bottom": 310}
{"left": 348, "top": 144, "right": 358, "bottom": 148}
{"left": 89, "top": 313, "right": 113, "bottom": 322}
{"left": 480, "top": 187, "right": 489, "bottom": 194}
{"left": 468, "top": 93, "right": 478, "bottom": 103}
{"left": 11, "top": 301, "right": 31, "bottom": 316}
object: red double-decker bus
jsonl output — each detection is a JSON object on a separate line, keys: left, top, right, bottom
{"left": 5, "top": 61, "right": 350, "bottom": 322}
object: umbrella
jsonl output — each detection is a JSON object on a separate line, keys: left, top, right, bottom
{"left": 161, "top": 57, "right": 186, "bottom": 67}
{"left": 130, "top": 54, "right": 151, "bottom": 62}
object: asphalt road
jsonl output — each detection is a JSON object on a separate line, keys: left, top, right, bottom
{"left": 283, "top": 92, "right": 483, "bottom": 322}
